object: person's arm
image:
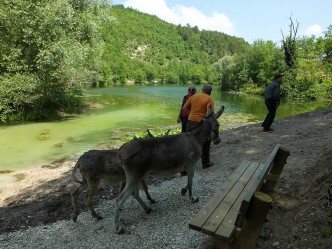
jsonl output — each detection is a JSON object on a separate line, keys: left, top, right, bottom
{"left": 273, "top": 84, "right": 281, "bottom": 104}
{"left": 177, "top": 107, "right": 182, "bottom": 123}
{"left": 178, "top": 95, "right": 187, "bottom": 122}
{"left": 182, "top": 96, "right": 191, "bottom": 112}
{"left": 206, "top": 97, "right": 215, "bottom": 116}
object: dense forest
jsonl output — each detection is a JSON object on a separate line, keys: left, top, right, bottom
{"left": 0, "top": 0, "right": 331, "bottom": 124}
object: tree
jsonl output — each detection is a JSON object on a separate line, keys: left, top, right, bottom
{"left": 0, "top": 0, "right": 115, "bottom": 122}
{"left": 281, "top": 17, "right": 299, "bottom": 69}
{"left": 323, "top": 25, "right": 332, "bottom": 63}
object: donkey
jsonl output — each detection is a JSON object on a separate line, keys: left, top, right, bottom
{"left": 113, "top": 106, "right": 225, "bottom": 233}
{"left": 71, "top": 149, "right": 155, "bottom": 222}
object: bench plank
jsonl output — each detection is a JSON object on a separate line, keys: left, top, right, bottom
{"left": 262, "top": 144, "right": 280, "bottom": 171}
{"left": 215, "top": 162, "right": 263, "bottom": 240}
{"left": 201, "top": 161, "right": 259, "bottom": 236}
{"left": 189, "top": 160, "right": 252, "bottom": 231}
{"left": 237, "top": 144, "right": 282, "bottom": 221}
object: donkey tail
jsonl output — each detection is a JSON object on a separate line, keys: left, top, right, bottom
{"left": 72, "top": 160, "right": 83, "bottom": 184}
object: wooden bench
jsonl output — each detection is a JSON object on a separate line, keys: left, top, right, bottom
{"left": 189, "top": 144, "right": 290, "bottom": 249}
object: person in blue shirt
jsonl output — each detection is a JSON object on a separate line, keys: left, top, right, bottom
{"left": 261, "top": 74, "right": 283, "bottom": 132}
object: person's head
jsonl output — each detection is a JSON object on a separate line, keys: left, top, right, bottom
{"left": 188, "top": 85, "right": 196, "bottom": 95}
{"left": 274, "top": 73, "right": 283, "bottom": 83}
{"left": 202, "top": 84, "right": 213, "bottom": 95}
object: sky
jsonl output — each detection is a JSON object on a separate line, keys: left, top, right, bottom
{"left": 111, "top": 0, "right": 331, "bottom": 44}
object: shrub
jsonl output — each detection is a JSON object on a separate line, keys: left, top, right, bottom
{"left": 0, "top": 74, "right": 41, "bottom": 123}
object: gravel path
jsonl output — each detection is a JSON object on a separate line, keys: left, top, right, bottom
{"left": 0, "top": 165, "right": 229, "bottom": 249}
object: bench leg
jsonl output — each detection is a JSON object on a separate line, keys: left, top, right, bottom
{"left": 262, "top": 147, "right": 290, "bottom": 192}
{"left": 234, "top": 191, "right": 272, "bottom": 249}
{"left": 215, "top": 238, "right": 232, "bottom": 249}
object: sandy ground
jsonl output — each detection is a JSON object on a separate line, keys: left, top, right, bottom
{"left": 0, "top": 108, "right": 331, "bottom": 248}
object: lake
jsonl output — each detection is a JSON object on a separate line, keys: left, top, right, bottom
{"left": 0, "top": 85, "right": 331, "bottom": 171}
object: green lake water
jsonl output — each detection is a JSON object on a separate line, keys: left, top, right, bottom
{"left": 0, "top": 85, "right": 331, "bottom": 171}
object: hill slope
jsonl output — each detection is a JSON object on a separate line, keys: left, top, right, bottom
{"left": 100, "top": 5, "right": 249, "bottom": 85}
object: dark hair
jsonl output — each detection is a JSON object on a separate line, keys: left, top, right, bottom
{"left": 202, "top": 84, "right": 212, "bottom": 93}
{"left": 274, "top": 73, "right": 283, "bottom": 80}
{"left": 188, "top": 85, "right": 196, "bottom": 93}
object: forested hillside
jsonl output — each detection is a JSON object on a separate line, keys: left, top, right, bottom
{"left": 0, "top": 1, "right": 331, "bottom": 124}
{"left": 101, "top": 5, "right": 248, "bottom": 86}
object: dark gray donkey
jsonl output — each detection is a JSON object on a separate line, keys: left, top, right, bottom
{"left": 71, "top": 149, "right": 155, "bottom": 222}
{"left": 113, "top": 106, "right": 225, "bottom": 233}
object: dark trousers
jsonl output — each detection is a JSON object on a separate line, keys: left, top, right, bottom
{"left": 181, "top": 116, "right": 188, "bottom": 133}
{"left": 186, "top": 120, "right": 211, "bottom": 165}
{"left": 262, "top": 98, "right": 277, "bottom": 129}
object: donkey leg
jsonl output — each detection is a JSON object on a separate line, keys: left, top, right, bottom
{"left": 86, "top": 179, "right": 102, "bottom": 220}
{"left": 187, "top": 168, "right": 199, "bottom": 203}
{"left": 113, "top": 177, "right": 139, "bottom": 234}
{"left": 119, "top": 181, "right": 125, "bottom": 192}
{"left": 132, "top": 187, "right": 152, "bottom": 213}
{"left": 140, "top": 179, "right": 156, "bottom": 204}
{"left": 181, "top": 184, "right": 188, "bottom": 196}
{"left": 71, "top": 180, "right": 88, "bottom": 222}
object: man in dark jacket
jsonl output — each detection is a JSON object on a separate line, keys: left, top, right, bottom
{"left": 261, "top": 73, "right": 283, "bottom": 132}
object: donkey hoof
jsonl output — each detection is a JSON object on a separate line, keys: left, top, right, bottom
{"left": 114, "top": 226, "right": 125, "bottom": 234}
{"left": 181, "top": 188, "right": 187, "bottom": 196}
{"left": 145, "top": 207, "right": 152, "bottom": 214}
{"left": 72, "top": 216, "right": 78, "bottom": 223}
{"left": 149, "top": 198, "right": 156, "bottom": 204}
{"left": 191, "top": 197, "right": 199, "bottom": 203}
{"left": 96, "top": 216, "right": 103, "bottom": 221}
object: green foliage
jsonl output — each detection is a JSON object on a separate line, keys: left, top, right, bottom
{"left": 0, "top": 74, "right": 41, "bottom": 123}
{"left": 280, "top": 36, "right": 332, "bottom": 99}
{"left": 306, "top": 80, "right": 332, "bottom": 100}
{"left": 126, "top": 128, "right": 181, "bottom": 141}
{"left": 101, "top": 5, "right": 248, "bottom": 86}
{"left": 239, "top": 83, "right": 265, "bottom": 95}
{"left": 0, "top": 0, "right": 115, "bottom": 123}
{"left": 217, "top": 31, "right": 332, "bottom": 101}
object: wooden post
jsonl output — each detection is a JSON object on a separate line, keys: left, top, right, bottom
{"left": 261, "top": 147, "right": 290, "bottom": 193}
{"left": 234, "top": 191, "right": 272, "bottom": 249}
{"left": 215, "top": 238, "right": 232, "bottom": 249}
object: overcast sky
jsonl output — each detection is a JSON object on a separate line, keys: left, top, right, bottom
{"left": 112, "top": 0, "right": 331, "bottom": 44}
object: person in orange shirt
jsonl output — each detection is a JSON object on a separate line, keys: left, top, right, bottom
{"left": 183, "top": 83, "right": 215, "bottom": 169}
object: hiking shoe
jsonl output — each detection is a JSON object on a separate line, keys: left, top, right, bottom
{"left": 263, "top": 128, "right": 274, "bottom": 132}
{"left": 202, "top": 161, "right": 214, "bottom": 169}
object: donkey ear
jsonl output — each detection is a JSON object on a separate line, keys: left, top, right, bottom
{"left": 213, "top": 106, "right": 225, "bottom": 119}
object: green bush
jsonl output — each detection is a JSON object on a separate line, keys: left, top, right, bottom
{"left": 0, "top": 74, "right": 41, "bottom": 123}
{"left": 306, "top": 80, "right": 332, "bottom": 100}
{"left": 239, "top": 83, "right": 265, "bottom": 95}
